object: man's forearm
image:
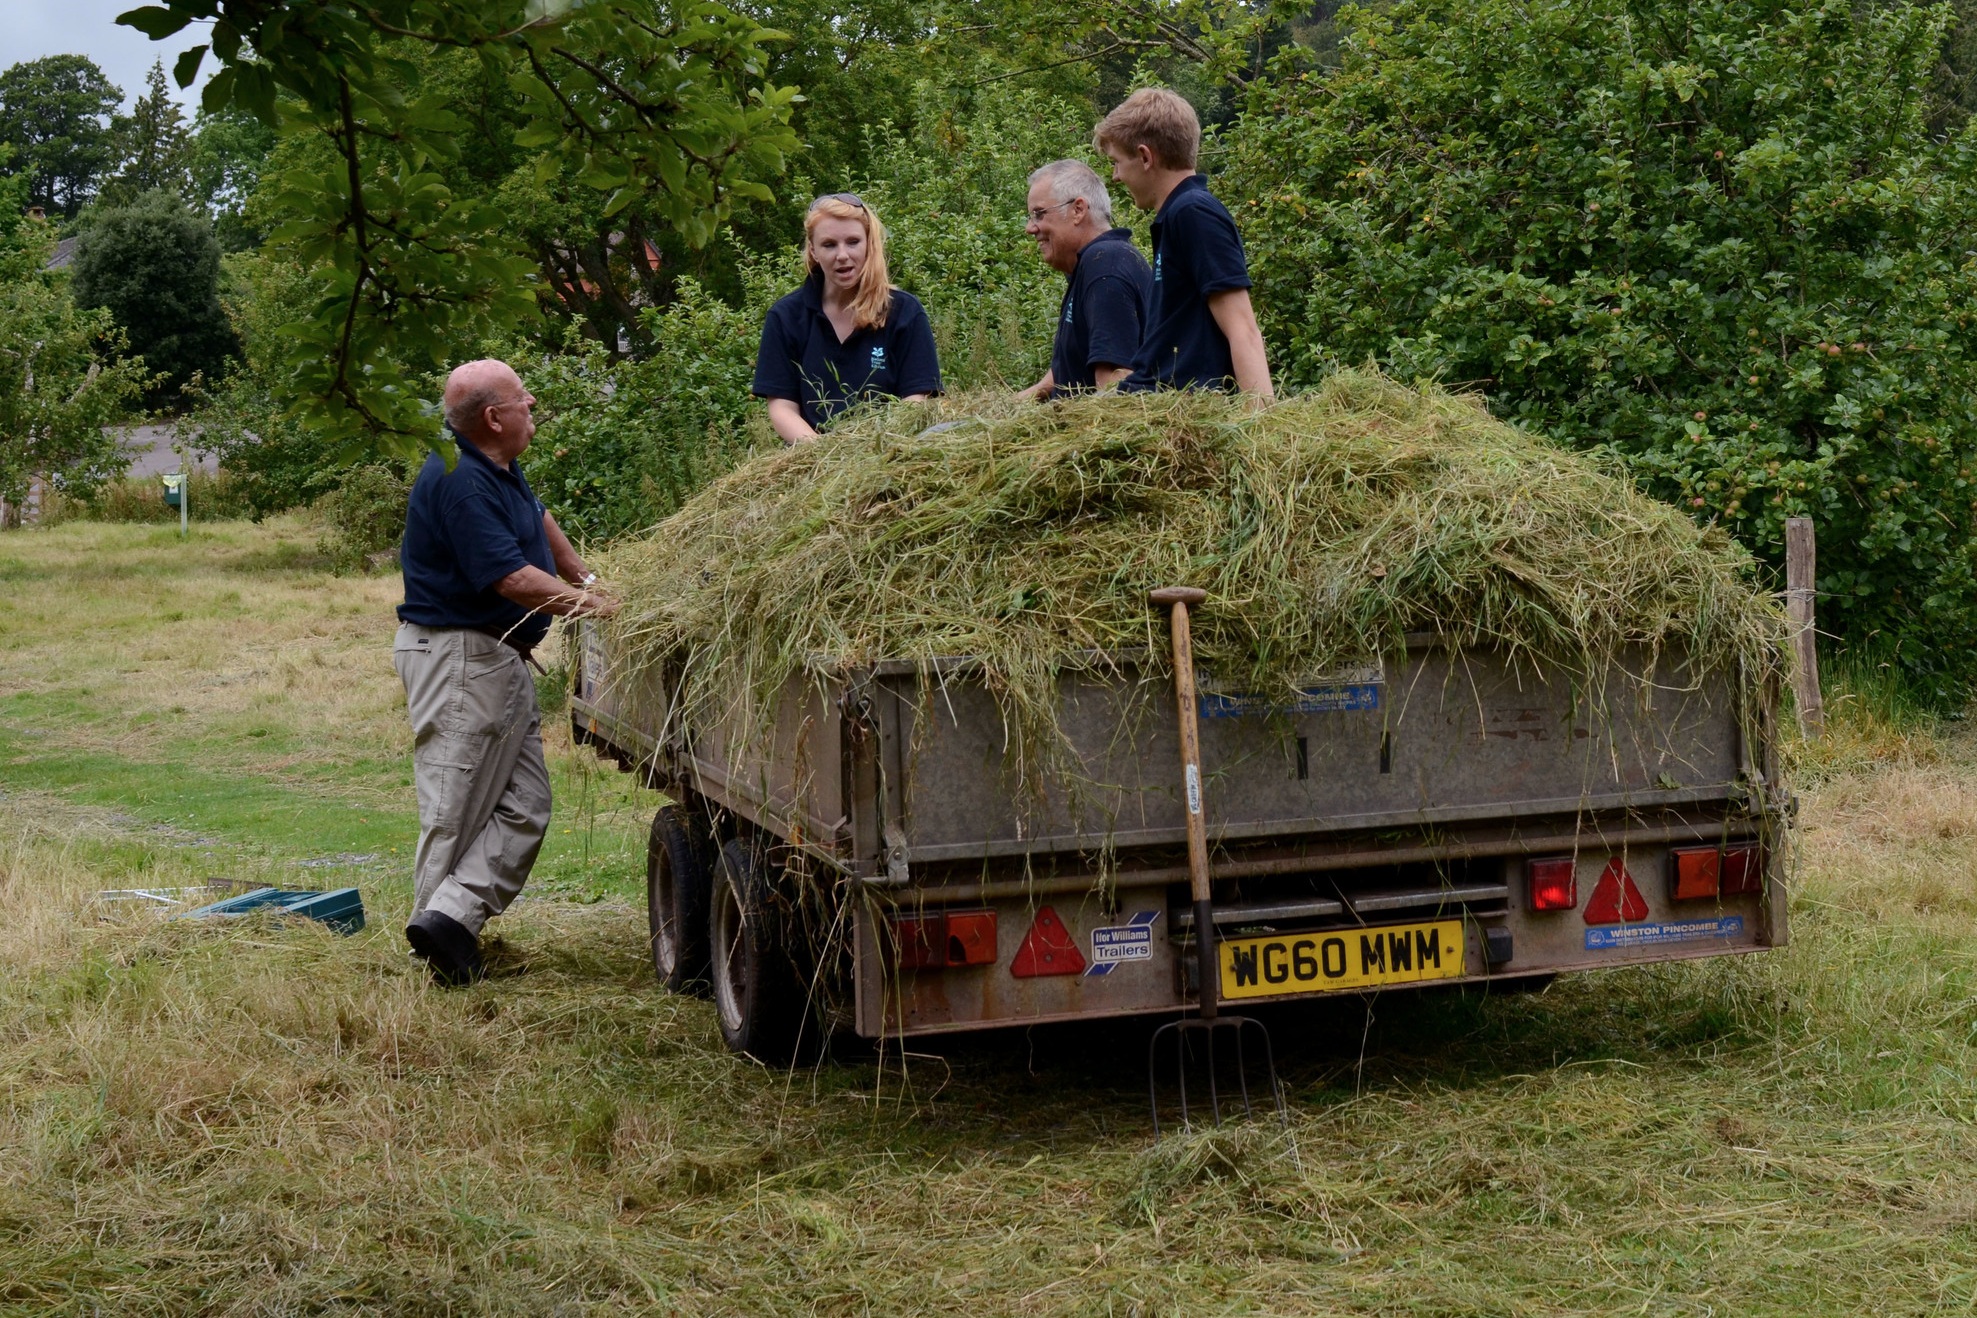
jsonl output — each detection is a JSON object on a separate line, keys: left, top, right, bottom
{"left": 1094, "top": 364, "right": 1132, "bottom": 390}
{"left": 1208, "top": 288, "right": 1275, "bottom": 399}
{"left": 1229, "top": 332, "right": 1273, "bottom": 399}
{"left": 542, "top": 512, "right": 587, "bottom": 583}
{"left": 494, "top": 565, "right": 617, "bottom": 617}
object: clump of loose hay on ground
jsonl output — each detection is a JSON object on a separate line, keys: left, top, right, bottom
{"left": 600, "top": 369, "right": 1786, "bottom": 789}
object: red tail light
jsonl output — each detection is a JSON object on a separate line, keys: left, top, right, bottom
{"left": 1527, "top": 856, "right": 1578, "bottom": 911}
{"left": 891, "top": 910, "right": 997, "bottom": 970}
{"left": 1722, "top": 844, "right": 1764, "bottom": 895}
{"left": 1670, "top": 843, "right": 1763, "bottom": 900}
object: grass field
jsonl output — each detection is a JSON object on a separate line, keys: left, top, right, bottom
{"left": 4, "top": 519, "right": 1977, "bottom": 1315}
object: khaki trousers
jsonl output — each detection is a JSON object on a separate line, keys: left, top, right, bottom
{"left": 393, "top": 623, "right": 551, "bottom": 935}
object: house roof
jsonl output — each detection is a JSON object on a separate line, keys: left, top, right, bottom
{"left": 44, "top": 237, "right": 77, "bottom": 271}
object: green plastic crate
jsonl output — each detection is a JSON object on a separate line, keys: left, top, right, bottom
{"left": 180, "top": 887, "right": 366, "bottom": 935}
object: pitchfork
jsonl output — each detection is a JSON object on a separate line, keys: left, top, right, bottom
{"left": 1146, "top": 586, "right": 1286, "bottom": 1137}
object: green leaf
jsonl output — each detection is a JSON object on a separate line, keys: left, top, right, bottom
{"left": 116, "top": 5, "right": 192, "bottom": 39}
{"left": 199, "top": 66, "right": 237, "bottom": 115}
{"left": 172, "top": 45, "right": 207, "bottom": 90}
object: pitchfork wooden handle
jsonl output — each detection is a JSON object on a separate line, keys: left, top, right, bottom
{"left": 1151, "top": 586, "right": 1218, "bottom": 1018}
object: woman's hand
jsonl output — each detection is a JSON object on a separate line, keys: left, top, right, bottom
{"left": 766, "top": 398, "right": 819, "bottom": 444}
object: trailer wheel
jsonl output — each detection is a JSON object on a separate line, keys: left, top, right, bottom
{"left": 708, "top": 836, "right": 813, "bottom": 1065}
{"left": 646, "top": 805, "right": 711, "bottom": 995}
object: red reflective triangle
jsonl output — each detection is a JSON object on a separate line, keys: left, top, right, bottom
{"left": 1583, "top": 858, "right": 1649, "bottom": 925}
{"left": 1010, "top": 905, "right": 1087, "bottom": 977}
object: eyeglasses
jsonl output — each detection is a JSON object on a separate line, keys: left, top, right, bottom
{"left": 812, "top": 192, "right": 866, "bottom": 211}
{"left": 1024, "top": 199, "right": 1078, "bottom": 224}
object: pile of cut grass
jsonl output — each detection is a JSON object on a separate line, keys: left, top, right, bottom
{"left": 601, "top": 370, "right": 1787, "bottom": 787}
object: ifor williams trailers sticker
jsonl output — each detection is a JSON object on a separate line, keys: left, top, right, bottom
{"left": 1086, "top": 911, "right": 1160, "bottom": 976}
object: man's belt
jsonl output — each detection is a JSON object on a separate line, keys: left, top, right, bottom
{"left": 468, "top": 623, "right": 543, "bottom": 665}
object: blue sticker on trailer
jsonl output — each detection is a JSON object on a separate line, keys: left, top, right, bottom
{"left": 1199, "top": 684, "right": 1382, "bottom": 718}
{"left": 1086, "top": 910, "right": 1161, "bottom": 976}
{"left": 1585, "top": 915, "right": 1743, "bottom": 951}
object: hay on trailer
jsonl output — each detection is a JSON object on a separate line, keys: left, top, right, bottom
{"left": 597, "top": 369, "right": 1787, "bottom": 796}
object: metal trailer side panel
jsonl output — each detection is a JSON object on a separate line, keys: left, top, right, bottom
{"left": 873, "top": 645, "right": 1745, "bottom": 868}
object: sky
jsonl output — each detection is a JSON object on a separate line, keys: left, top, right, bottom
{"left": 0, "top": 0, "right": 212, "bottom": 111}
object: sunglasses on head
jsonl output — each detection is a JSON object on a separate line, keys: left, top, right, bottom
{"left": 812, "top": 192, "right": 866, "bottom": 211}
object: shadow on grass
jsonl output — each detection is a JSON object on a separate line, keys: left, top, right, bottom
{"left": 745, "top": 955, "right": 1777, "bottom": 1145}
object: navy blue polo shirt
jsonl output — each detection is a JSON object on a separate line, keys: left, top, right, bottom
{"left": 1049, "top": 228, "right": 1153, "bottom": 393}
{"left": 1121, "top": 174, "right": 1253, "bottom": 393}
{"left": 752, "top": 271, "right": 943, "bottom": 429}
{"left": 397, "top": 433, "right": 557, "bottom": 650}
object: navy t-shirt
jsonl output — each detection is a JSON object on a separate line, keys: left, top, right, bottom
{"left": 397, "top": 434, "right": 557, "bottom": 650}
{"left": 752, "top": 271, "right": 943, "bottom": 429}
{"left": 1049, "top": 228, "right": 1153, "bottom": 393}
{"left": 1121, "top": 175, "right": 1253, "bottom": 393}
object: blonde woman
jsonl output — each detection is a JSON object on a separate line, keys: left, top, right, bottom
{"left": 752, "top": 193, "right": 942, "bottom": 444}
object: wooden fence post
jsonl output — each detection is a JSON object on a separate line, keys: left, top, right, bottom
{"left": 1785, "top": 517, "right": 1824, "bottom": 739}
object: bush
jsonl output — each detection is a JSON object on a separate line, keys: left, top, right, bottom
{"left": 42, "top": 467, "right": 253, "bottom": 524}
{"left": 1226, "top": 0, "right": 1977, "bottom": 700}
{"left": 517, "top": 270, "right": 775, "bottom": 544}
{"left": 314, "top": 463, "right": 412, "bottom": 573}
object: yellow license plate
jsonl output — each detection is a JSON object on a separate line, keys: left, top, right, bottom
{"left": 1219, "top": 919, "right": 1466, "bottom": 1000}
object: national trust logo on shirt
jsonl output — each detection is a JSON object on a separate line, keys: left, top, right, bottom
{"left": 869, "top": 345, "right": 887, "bottom": 371}
{"left": 1153, "top": 252, "right": 1162, "bottom": 282}
{"left": 1064, "top": 296, "right": 1075, "bottom": 326}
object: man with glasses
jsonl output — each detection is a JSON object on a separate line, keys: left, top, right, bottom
{"left": 1017, "top": 159, "right": 1152, "bottom": 400}
{"left": 393, "top": 358, "right": 619, "bottom": 986}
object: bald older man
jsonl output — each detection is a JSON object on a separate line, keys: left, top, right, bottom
{"left": 394, "top": 358, "right": 619, "bottom": 986}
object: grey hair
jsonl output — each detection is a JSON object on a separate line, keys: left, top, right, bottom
{"left": 443, "top": 380, "right": 507, "bottom": 435}
{"left": 1028, "top": 159, "right": 1112, "bottom": 227}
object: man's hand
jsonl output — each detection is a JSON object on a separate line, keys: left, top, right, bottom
{"left": 1018, "top": 369, "right": 1057, "bottom": 402}
{"left": 495, "top": 565, "right": 620, "bottom": 618}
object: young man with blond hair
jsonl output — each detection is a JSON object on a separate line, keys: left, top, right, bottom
{"left": 1094, "top": 88, "right": 1273, "bottom": 399}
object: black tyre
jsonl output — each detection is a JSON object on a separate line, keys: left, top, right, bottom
{"left": 708, "top": 836, "right": 815, "bottom": 1065}
{"left": 646, "top": 804, "right": 711, "bottom": 994}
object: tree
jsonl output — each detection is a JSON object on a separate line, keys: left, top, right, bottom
{"left": 72, "top": 189, "right": 240, "bottom": 403}
{"left": 0, "top": 166, "right": 148, "bottom": 520}
{"left": 1227, "top": 0, "right": 1977, "bottom": 695}
{"left": 102, "top": 61, "right": 191, "bottom": 205}
{"left": 0, "top": 56, "right": 123, "bottom": 219}
{"left": 120, "top": 0, "right": 803, "bottom": 456}
{"left": 185, "top": 104, "right": 278, "bottom": 252}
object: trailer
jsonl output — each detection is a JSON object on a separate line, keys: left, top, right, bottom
{"left": 571, "top": 624, "right": 1788, "bottom": 1063}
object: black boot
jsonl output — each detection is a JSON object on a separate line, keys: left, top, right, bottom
{"left": 406, "top": 909, "right": 485, "bottom": 987}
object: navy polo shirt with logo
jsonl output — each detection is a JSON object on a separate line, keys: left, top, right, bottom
{"left": 1049, "top": 227, "right": 1153, "bottom": 393}
{"left": 1120, "top": 174, "right": 1253, "bottom": 393}
{"left": 752, "top": 272, "right": 943, "bottom": 429}
{"left": 397, "top": 433, "right": 557, "bottom": 651}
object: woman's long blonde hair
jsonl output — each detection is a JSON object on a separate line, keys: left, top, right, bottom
{"left": 804, "top": 194, "right": 895, "bottom": 330}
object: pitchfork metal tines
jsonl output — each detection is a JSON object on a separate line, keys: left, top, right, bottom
{"left": 1145, "top": 586, "right": 1286, "bottom": 1137}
